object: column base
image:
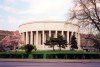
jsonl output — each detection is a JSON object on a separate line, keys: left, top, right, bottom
{"left": 78, "top": 47, "right": 83, "bottom": 51}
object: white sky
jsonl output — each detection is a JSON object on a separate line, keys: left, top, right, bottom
{"left": 0, "top": 0, "right": 73, "bottom": 30}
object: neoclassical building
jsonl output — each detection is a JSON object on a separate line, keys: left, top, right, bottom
{"left": 19, "top": 21, "right": 81, "bottom": 50}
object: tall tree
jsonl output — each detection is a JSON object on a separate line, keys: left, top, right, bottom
{"left": 70, "top": 0, "right": 100, "bottom": 32}
{"left": 57, "top": 34, "right": 67, "bottom": 51}
{"left": 71, "top": 33, "right": 78, "bottom": 50}
{"left": 44, "top": 34, "right": 67, "bottom": 51}
{"left": 0, "top": 31, "right": 21, "bottom": 51}
{"left": 92, "top": 33, "right": 100, "bottom": 51}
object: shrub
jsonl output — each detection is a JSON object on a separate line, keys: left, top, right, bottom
{"left": 19, "top": 45, "right": 25, "bottom": 50}
{"left": 33, "top": 45, "right": 37, "bottom": 51}
{"left": 19, "top": 44, "right": 37, "bottom": 53}
{"left": 24, "top": 44, "right": 34, "bottom": 54}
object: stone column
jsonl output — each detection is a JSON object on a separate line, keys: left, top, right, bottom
{"left": 78, "top": 33, "right": 81, "bottom": 50}
{"left": 71, "top": 32, "right": 73, "bottom": 36}
{"left": 30, "top": 31, "right": 33, "bottom": 45}
{"left": 55, "top": 30, "right": 57, "bottom": 38}
{"left": 66, "top": 31, "right": 71, "bottom": 50}
{"left": 38, "top": 32, "right": 41, "bottom": 46}
{"left": 67, "top": 31, "right": 69, "bottom": 44}
{"left": 61, "top": 31, "right": 64, "bottom": 36}
{"left": 26, "top": 32, "right": 28, "bottom": 44}
{"left": 21, "top": 33, "right": 24, "bottom": 42}
{"left": 70, "top": 32, "right": 73, "bottom": 44}
{"left": 23, "top": 32, "right": 26, "bottom": 44}
{"left": 20, "top": 33, "right": 23, "bottom": 46}
{"left": 24, "top": 32, "right": 26, "bottom": 44}
{"left": 75, "top": 32, "right": 78, "bottom": 38}
{"left": 36, "top": 31, "right": 38, "bottom": 47}
{"left": 42, "top": 30, "right": 44, "bottom": 48}
{"left": 49, "top": 30, "right": 51, "bottom": 37}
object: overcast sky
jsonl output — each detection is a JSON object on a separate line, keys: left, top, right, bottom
{"left": 0, "top": 0, "right": 73, "bottom": 31}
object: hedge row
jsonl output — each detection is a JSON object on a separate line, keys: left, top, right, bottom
{"left": 0, "top": 53, "right": 100, "bottom": 59}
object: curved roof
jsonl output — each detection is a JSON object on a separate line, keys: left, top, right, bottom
{"left": 19, "top": 21, "right": 79, "bottom": 27}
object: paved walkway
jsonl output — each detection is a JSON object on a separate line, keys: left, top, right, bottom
{"left": 0, "top": 59, "right": 100, "bottom": 63}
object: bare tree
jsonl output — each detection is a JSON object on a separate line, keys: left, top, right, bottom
{"left": 70, "top": 0, "right": 100, "bottom": 32}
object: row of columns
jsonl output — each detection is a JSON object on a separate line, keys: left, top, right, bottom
{"left": 21, "top": 30, "right": 80, "bottom": 49}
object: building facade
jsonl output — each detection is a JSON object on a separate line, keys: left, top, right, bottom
{"left": 19, "top": 21, "right": 81, "bottom": 50}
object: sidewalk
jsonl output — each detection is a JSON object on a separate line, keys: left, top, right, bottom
{"left": 0, "top": 59, "right": 100, "bottom": 63}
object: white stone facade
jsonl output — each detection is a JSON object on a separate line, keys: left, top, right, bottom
{"left": 19, "top": 21, "right": 81, "bottom": 50}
